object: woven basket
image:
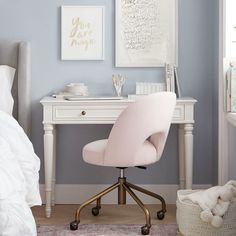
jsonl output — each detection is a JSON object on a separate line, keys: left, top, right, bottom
{"left": 176, "top": 190, "right": 236, "bottom": 236}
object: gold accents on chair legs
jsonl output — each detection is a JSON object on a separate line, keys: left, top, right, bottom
{"left": 71, "top": 177, "right": 166, "bottom": 234}
{"left": 118, "top": 177, "right": 126, "bottom": 204}
{"left": 126, "top": 181, "right": 166, "bottom": 213}
{"left": 123, "top": 183, "right": 151, "bottom": 228}
{"left": 74, "top": 182, "right": 120, "bottom": 221}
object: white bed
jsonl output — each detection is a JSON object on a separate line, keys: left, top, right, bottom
{"left": 0, "top": 40, "right": 41, "bottom": 236}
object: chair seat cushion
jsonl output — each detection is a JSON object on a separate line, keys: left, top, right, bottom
{"left": 83, "top": 139, "right": 108, "bottom": 166}
{"left": 83, "top": 139, "right": 159, "bottom": 167}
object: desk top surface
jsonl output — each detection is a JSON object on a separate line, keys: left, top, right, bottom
{"left": 40, "top": 96, "right": 197, "bottom": 105}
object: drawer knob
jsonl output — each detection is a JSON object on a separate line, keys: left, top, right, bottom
{"left": 81, "top": 111, "right": 86, "bottom": 116}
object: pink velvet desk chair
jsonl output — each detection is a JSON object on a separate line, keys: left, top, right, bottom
{"left": 70, "top": 92, "right": 176, "bottom": 235}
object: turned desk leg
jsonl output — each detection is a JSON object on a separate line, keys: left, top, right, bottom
{"left": 178, "top": 125, "right": 185, "bottom": 189}
{"left": 51, "top": 128, "right": 56, "bottom": 206}
{"left": 43, "top": 124, "right": 55, "bottom": 218}
{"left": 184, "top": 124, "right": 194, "bottom": 189}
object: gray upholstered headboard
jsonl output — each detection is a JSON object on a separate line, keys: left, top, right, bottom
{"left": 0, "top": 40, "right": 31, "bottom": 136}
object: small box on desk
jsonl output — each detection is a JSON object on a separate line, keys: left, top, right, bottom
{"left": 136, "top": 82, "right": 166, "bottom": 95}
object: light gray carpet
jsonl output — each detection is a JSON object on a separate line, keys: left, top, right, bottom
{"left": 37, "top": 224, "right": 177, "bottom": 236}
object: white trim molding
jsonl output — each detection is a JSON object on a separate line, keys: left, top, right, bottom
{"left": 218, "top": 0, "right": 229, "bottom": 185}
{"left": 39, "top": 184, "right": 211, "bottom": 205}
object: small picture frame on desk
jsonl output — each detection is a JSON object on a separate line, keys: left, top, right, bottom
{"left": 61, "top": 5, "right": 105, "bottom": 60}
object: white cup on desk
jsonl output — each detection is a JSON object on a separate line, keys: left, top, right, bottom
{"left": 65, "top": 83, "right": 88, "bottom": 96}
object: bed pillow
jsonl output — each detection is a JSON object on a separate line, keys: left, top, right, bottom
{"left": 0, "top": 65, "right": 16, "bottom": 115}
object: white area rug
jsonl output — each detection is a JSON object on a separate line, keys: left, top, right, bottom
{"left": 37, "top": 224, "right": 177, "bottom": 236}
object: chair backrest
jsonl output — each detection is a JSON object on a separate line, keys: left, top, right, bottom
{"left": 104, "top": 92, "right": 176, "bottom": 167}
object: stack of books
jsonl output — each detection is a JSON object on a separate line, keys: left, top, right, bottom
{"left": 165, "top": 63, "right": 181, "bottom": 98}
{"left": 225, "top": 62, "right": 236, "bottom": 112}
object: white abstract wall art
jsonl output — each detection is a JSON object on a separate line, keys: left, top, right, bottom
{"left": 225, "top": 0, "right": 236, "bottom": 58}
{"left": 115, "top": 0, "right": 178, "bottom": 67}
{"left": 61, "top": 6, "right": 105, "bottom": 60}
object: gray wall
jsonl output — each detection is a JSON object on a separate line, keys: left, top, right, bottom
{"left": 0, "top": 0, "right": 218, "bottom": 184}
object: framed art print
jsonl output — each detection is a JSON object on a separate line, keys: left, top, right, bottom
{"left": 115, "top": 0, "right": 178, "bottom": 67}
{"left": 61, "top": 6, "right": 105, "bottom": 60}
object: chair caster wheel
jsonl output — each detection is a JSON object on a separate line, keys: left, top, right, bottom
{"left": 157, "top": 210, "right": 165, "bottom": 220}
{"left": 92, "top": 207, "right": 100, "bottom": 216}
{"left": 141, "top": 225, "right": 150, "bottom": 235}
{"left": 70, "top": 220, "right": 80, "bottom": 230}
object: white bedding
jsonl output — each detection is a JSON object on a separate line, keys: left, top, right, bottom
{"left": 0, "top": 111, "right": 41, "bottom": 236}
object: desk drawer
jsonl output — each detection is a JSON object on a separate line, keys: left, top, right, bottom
{"left": 53, "top": 104, "right": 185, "bottom": 122}
{"left": 53, "top": 106, "right": 124, "bottom": 121}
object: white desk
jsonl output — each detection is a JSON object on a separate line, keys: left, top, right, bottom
{"left": 40, "top": 96, "right": 197, "bottom": 218}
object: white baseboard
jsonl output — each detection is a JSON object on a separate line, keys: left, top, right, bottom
{"left": 39, "top": 184, "right": 211, "bottom": 204}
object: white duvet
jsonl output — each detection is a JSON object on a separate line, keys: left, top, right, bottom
{"left": 0, "top": 111, "right": 41, "bottom": 236}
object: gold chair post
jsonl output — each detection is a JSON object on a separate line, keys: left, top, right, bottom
{"left": 118, "top": 177, "right": 126, "bottom": 204}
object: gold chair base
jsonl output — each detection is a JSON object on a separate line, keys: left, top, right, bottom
{"left": 70, "top": 177, "right": 166, "bottom": 235}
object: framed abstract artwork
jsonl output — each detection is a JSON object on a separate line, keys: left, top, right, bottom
{"left": 61, "top": 6, "right": 105, "bottom": 60}
{"left": 115, "top": 0, "right": 178, "bottom": 67}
